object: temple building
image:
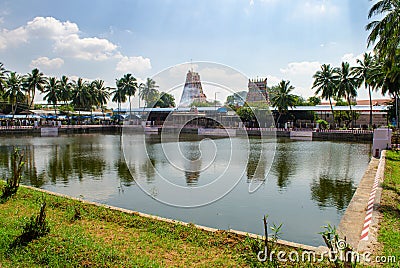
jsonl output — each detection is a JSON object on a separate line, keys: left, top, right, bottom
{"left": 245, "top": 77, "right": 269, "bottom": 104}
{"left": 179, "top": 70, "right": 207, "bottom": 107}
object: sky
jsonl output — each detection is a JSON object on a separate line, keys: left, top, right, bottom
{"left": 0, "top": 0, "right": 386, "bottom": 108}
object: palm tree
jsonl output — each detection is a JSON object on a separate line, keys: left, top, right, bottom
{"left": 0, "top": 62, "right": 9, "bottom": 93}
{"left": 23, "top": 68, "right": 46, "bottom": 109}
{"left": 270, "top": 80, "right": 297, "bottom": 126}
{"left": 3, "top": 72, "right": 25, "bottom": 120}
{"left": 117, "top": 74, "right": 137, "bottom": 116}
{"left": 43, "top": 77, "right": 60, "bottom": 117}
{"left": 335, "top": 62, "right": 359, "bottom": 128}
{"left": 370, "top": 53, "right": 400, "bottom": 126}
{"left": 139, "top": 78, "right": 159, "bottom": 107}
{"left": 91, "top": 79, "right": 110, "bottom": 118}
{"left": 366, "top": 0, "right": 400, "bottom": 61}
{"left": 71, "top": 78, "right": 90, "bottom": 122}
{"left": 112, "top": 83, "right": 127, "bottom": 116}
{"left": 312, "top": 64, "right": 337, "bottom": 123}
{"left": 352, "top": 53, "right": 374, "bottom": 126}
{"left": 58, "top": 75, "right": 72, "bottom": 106}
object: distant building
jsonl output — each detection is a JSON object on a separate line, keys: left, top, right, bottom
{"left": 245, "top": 78, "right": 269, "bottom": 104}
{"left": 179, "top": 70, "right": 207, "bottom": 107}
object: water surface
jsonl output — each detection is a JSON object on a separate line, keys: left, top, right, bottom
{"left": 0, "top": 133, "right": 371, "bottom": 246}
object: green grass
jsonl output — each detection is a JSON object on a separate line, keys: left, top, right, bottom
{"left": 0, "top": 183, "right": 333, "bottom": 267}
{"left": 379, "top": 150, "right": 400, "bottom": 266}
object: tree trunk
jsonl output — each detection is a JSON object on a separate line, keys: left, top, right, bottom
{"left": 329, "top": 97, "right": 335, "bottom": 126}
{"left": 347, "top": 96, "right": 353, "bottom": 129}
{"left": 368, "top": 85, "right": 372, "bottom": 127}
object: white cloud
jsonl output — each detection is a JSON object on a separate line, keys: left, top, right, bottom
{"left": 280, "top": 61, "right": 321, "bottom": 76}
{"left": 266, "top": 75, "right": 281, "bottom": 86}
{"left": 54, "top": 34, "right": 117, "bottom": 61}
{"left": 30, "top": 57, "right": 64, "bottom": 69}
{"left": 340, "top": 53, "right": 364, "bottom": 66}
{"left": 291, "top": 1, "right": 339, "bottom": 19}
{"left": 116, "top": 56, "right": 152, "bottom": 73}
{"left": 0, "top": 16, "right": 117, "bottom": 61}
{"left": 26, "top": 16, "right": 79, "bottom": 39}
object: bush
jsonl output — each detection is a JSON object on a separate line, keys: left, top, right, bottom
{"left": 11, "top": 199, "right": 50, "bottom": 247}
{"left": 1, "top": 148, "right": 24, "bottom": 202}
{"left": 316, "top": 119, "right": 329, "bottom": 129}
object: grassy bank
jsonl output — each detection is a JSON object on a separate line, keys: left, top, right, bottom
{"left": 379, "top": 150, "right": 400, "bottom": 264}
{"left": 0, "top": 183, "right": 332, "bottom": 267}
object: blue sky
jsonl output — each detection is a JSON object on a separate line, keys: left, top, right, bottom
{"left": 0, "top": 0, "right": 385, "bottom": 107}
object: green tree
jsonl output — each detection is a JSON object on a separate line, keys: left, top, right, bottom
{"left": 236, "top": 106, "right": 255, "bottom": 127}
{"left": 335, "top": 62, "right": 358, "bottom": 128}
{"left": 91, "top": 80, "right": 110, "bottom": 109}
{"left": 23, "top": 68, "right": 46, "bottom": 109}
{"left": 366, "top": 0, "right": 400, "bottom": 61}
{"left": 117, "top": 74, "right": 137, "bottom": 114}
{"left": 4, "top": 72, "right": 25, "bottom": 120}
{"left": 58, "top": 75, "right": 72, "bottom": 106}
{"left": 112, "top": 84, "right": 126, "bottom": 115}
{"left": 139, "top": 78, "right": 159, "bottom": 107}
{"left": 43, "top": 77, "right": 60, "bottom": 117}
{"left": 308, "top": 96, "right": 321, "bottom": 106}
{"left": 190, "top": 100, "right": 214, "bottom": 107}
{"left": 155, "top": 92, "right": 175, "bottom": 108}
{"left": 270, "top": 80, "right": 297, "bottom": 124}
{"left": 0, "top": 62, "right": 9, "bottom": 93}
{"left": 352, "top": 52, "right": 374, "bottom": 126}
{"left": 71, "top": 78, "right": 91, "bottom": 121}
{"left": 370, "top": 52, "right": 400, "bottom": 126}
{"left": 312, "top": 64, "right": 337, "bottom": 122}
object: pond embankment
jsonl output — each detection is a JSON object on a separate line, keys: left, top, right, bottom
{"left": 338, "top": 151, "right": 385, "bottom": 252}
{"left": 0, "top": 126, "right": 373, "bottom": 142}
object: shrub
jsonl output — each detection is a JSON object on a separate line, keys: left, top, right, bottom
{"left": 316, "top": 119, "right": 329, "bottom": 129}
{"left": 11, "top": 199, "right": 50, "bottom": 247}
{"left": 1, "top": 147, "right": 24, "bottom": 202}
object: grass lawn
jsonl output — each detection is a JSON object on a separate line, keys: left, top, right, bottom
{"left": 0, "top": 183, "right": 331, "bottom": 267}
{"left": 379, "top": 150, "right": 400, "bottom": 266}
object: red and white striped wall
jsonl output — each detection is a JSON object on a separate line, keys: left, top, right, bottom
{"left": 360, "top": 155, "right": 385, "bottom": 241}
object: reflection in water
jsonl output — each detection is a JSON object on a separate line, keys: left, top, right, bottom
{"left": 246, "top": 138, "right": 267, "bottom": 183}
{"left": 115, "top": 158, "right": 135, "bottom": 187}
{"left": 48, "top": 143, "right": 106, "bottom": 182}
{"left": 183, "top": 142, "right": 201, "bottom": 186}
{"left": 310, "top": 175, "right": 355, "bottom": 211}
{"left": 141, "top": 159, "right": 156, "bottom": 183}
{"left": 271, "top": 141, "right": 296, "bottom": 190}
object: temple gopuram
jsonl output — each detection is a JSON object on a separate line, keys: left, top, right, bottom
{"left": 179, "top": 70, "right": 207, "bottom": 107}
{"left": 245, "top": 77, "right": 269, "bottom": 104}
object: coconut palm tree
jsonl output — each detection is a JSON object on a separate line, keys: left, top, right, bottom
{"left": 366, "top": 0, "right": 400, "bottom": 61}
{"left": 116, "top": 74, "right": 137, "bottom": 116}
{"left": 270, "top": 80, "right": 297, "bottom": 126}
{"left": 43, "top": 77, "right": 61, "bottom": 117}
{"left": 335, "top": 62, "right": 359, "bottom": 128}
{"left": 352, "top": 53, "right": 374, "bottom": 127}
{"left": 0, "top": 62, "right": 9, "bottom": 93}
{"left": 71, "top": 78, "right": 90, "bottom": 122}
{"left": 112, "top": 82, "right": 127, "bottom": 116}
{"left": 23, "top": 68, "right": 46, "bottom": 109}
{"left": 139, "top": 78, "right": 159, "bottom": 107}
{"left": 58, "top": 75, "right": 72, "bottom": 106}
{"left": 91, "top": 79, "right": 110, "bottom": 120}
{"left": 3, "top": 72, "right": 25, "bottom": 120}
{"left": 312, "top": 64, "right": 337, "bottom": 123}
{"left": 370, "top": 53, "right": 400, "bottom": 126}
